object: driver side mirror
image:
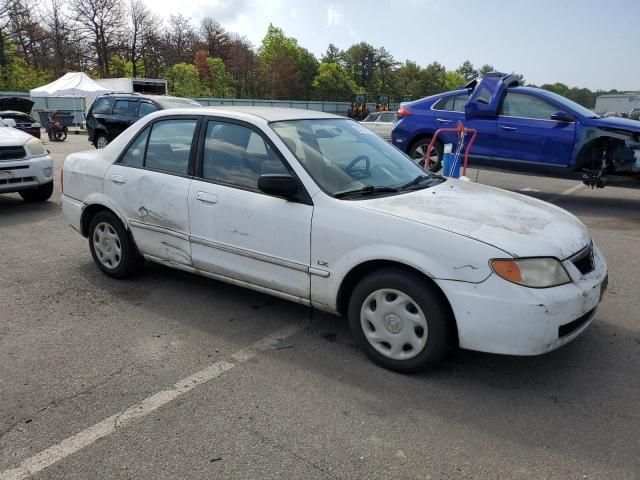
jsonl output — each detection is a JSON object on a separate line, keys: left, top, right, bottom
{"left": 550, "top": 111, "right": 574, "bottom": 123}
{"left": 258, "top": 174, "right": 299, "bottom": 199}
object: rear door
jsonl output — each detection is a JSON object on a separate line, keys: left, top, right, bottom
{"left": 109, "top": 99, "right": 140, "bottom": 139}
{"left": 494, "top": 92, "right": 575, "bottom": 167}
{"left": 433, "top": 93, "right": 496, "bottom": 161}
{"left": 105, "top": 116, "right": 200, "bottom": 264}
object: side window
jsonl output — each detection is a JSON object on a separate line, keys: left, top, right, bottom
{"left": 120, "top": 127, "right": 149, "bottom": 167}
{"left": 138, "top": 102, "right": 158, "bottom": 118}
{"left": 433, "top": 96, "right": 454, "bottom": 111}
{"left": 91, "top": 97, "right": 112, "bottom": 114}
{"left": 144, "top": 119, "right": 197, "bottom": 175}
{"left": 112, "top": 100, "right": 137, "bottom": 116}
{"left": 452, "top": 95, "right": 469, "bottom": 112}
{"left": 202, "top": 121, "right": 288, "bottom": 190}
{"left": 379, "top": 113, "right": 396, "bottom": 122}
{"left": 500, "top": 93, "right": 557, "bottom": 120}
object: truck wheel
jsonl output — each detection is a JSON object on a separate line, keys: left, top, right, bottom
{"left": 348, "top": 268, "right": 452, "bottom": 373}
{"left": 95, "top": 134, "right": 108, "bottom": 149}
{"left": 409, "top": 138, "right": 442, "bottom": 172}
{"left": 19, "top": 181, "right": 53, "bottom": 202}
{"left": 88, "top": 211, "right": 143, "bottom": 279}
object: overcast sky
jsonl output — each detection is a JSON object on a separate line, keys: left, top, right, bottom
{"left": 143, "top": 0, "right": 639, "bottom": 91}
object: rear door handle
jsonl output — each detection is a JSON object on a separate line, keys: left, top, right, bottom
{"left": 195, "top": 191, "right": 218, "bottom": 204}
{"left": 500, "top": 125, "right": 517, "bottom": 131}
{"left": 437, "top": 118, "right": 453, "bottom": 124}
{"left": 110, "top": 174, "right": 126, "bottom": 184}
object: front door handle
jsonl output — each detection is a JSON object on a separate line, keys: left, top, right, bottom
{"left": 500, "top": 125, "right": 517, "bottom": 131}
{"left": 110, "top": 174, "right": 126, "bottom": 184}
{"left": 195, "top": 191, "right": 218, "bottom": 204}
{"left": 437, "top": 118, "right": 453, "bottom": 124}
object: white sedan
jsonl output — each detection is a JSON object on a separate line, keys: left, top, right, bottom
{"left": 61, "top": 107, "right": 608, "bottom": 372}
{"left": 359, "top": 111, "right": 396, "bottom": 140}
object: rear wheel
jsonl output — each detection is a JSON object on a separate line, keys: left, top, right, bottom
{"left": 348, "top": 268, "right": 452, "bottom": 373}
{"left": 410, "top": 138, "right": 442, "bottom": 172}
{"left": 19, "top": 181, "right": 53, "bottom": 202}
{"left": 94, "top": 134, "right": 108, "bottom": 149}
{"left": 88, "top": 211, "right": 143, "bottom": 278}
{"left": 54, "top": 130, "right": 67, "bottom": 142}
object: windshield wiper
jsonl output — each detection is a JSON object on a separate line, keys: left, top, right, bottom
{"left": 399, "top": 174, "right": 443, "bottom": 190}
{"left": 334, "top": 185, "right": 399, "bottom": 198}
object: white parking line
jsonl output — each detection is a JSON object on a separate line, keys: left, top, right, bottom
{"left": 0, "top": 322, "right": 307, "bottom": 480}
{"left": 547, "top": 183, "right": 585, "bottom": 204}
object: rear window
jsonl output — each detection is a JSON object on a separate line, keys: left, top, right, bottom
{"left": 91, "top": 97, "right": 112, "bottom": 114}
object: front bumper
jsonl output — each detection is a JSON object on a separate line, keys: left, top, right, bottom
{"left": 0, "top": 155, "right": 53, "bottom": 193}
{"left": 436, "top": 245, "right": 608, "bottom": 356}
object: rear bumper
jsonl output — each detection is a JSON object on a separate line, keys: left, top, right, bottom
{"left": 436, "top": 245, "right": 608, "bottom": 356}
{"left": 61, "top": 194, "right": 84, "bottom": 234}
{"left": 0, "top": 155, "right": 53, "bottom": 193}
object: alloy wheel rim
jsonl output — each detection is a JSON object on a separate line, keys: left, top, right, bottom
{"left": 93, "top": 222, "right": 122, "bottom": 269}
{"left": 412, "top": 144, "right": 439, "bottom": 170}
{"left": 96, "top": 137, "right": 108, "bottom": 148}
{"left": 360, "top": 288, "right": 428, "bottom": 360}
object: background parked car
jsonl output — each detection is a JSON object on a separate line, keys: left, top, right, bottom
{"left": 392, "top": 73, "right": 640, "bottom": 187}
{"left": 0, "top": 97, "right": 41, "bottom": 138}
{"left": 629, "top": 108, "right": 640, "bottom": 121}
{"left": 359, "top": 111, "right": 397, "bottom": 140}
{"left": 86, "top": 93, "right": 202, "bottom": 148}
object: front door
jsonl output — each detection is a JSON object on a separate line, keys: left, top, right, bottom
{"left": 105, "top": 117, "right": 199, "bottom": 264}
{"left": 188, "top": 119, "right": 313, "bottom": 300}
{"left": 494, "top": 92, "right": 576, "bottom": 167}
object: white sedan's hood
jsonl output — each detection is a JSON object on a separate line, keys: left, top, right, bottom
{"left": 355, "top": 179, "right": 590, "bottom": 259}
{"left": 0, "top": 126, "right": 31, "bottom": 145}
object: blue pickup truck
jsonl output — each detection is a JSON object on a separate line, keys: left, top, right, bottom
{"left": 392, "top": 73, "right": 640, "bottom": 187}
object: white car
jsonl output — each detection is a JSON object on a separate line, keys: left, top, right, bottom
{"left": 359, "top": 111, "right": 396, "bottom": 140}
{"left": 0, "top": 118, "right": 54, "bottom": 201}
{"left": 61, "top": 107, "right": 608, "bottom": 372}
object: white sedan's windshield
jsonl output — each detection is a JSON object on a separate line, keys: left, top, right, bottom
{"left": 271, "top": 119, "right": 436, "bottom": 196}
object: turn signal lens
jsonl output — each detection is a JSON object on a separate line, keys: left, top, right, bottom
{"left": 491, "top": 260, "right": 522, "bottom": 283}
{"left": 491, "top": 258, "right": 571, "bottom": 288}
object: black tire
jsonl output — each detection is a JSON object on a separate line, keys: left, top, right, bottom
{"left": 88, "top": 211, "right": 143, "bottom": 279}
{"left": 94, "top": 134, "right": 108, "bottom": 149}
{"left": 54, "top": 130, "right": 67, "bottom": 142}
{"left": 347, "top": 268, "right": 452, "bottom": 373}
{"left": 19, "top": 181, "right": 53, "bottom": 202}
{"left": 409, "top": 138, "right": 443, "bottom": 172}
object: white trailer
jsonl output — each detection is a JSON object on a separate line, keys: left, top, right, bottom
{"left": 595, "top": 93, "right": 640, "bottom": 115}
{"left": 94, "top": 78, "right": 167, "bottom": 95}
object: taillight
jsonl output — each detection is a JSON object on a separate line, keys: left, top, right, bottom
{"left": 60, "top": 168, "right": 64, "bottom": 194}
{"left": 397, "top": 106, "right": 412, "bottom": 117}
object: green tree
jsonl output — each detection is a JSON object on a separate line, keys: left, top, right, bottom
{"left": 394, "top": 60, "right": 423, "bottom": 99}
{"left": 165, "top": 62, "right": 206, "bottom": 97}
{"left": 312, "top": 62, "right": 358, "bottom": 101}
{"left": 420, "top": 61, "right": 447, "bottom": 96}
{"left": 443, "top": 71, "right": 466, "bottom": 91}
{"left": 342, "top": 42, "right": 377, "bottom": 96}
{"left": 205, "top": 57, "right": 234, "bottom": 97}
{"left": 108, "top": 55, "right": 133, "bottom": 77}
{"left": 321, "top": 43, "right": 342, "bottom": 64}
{"left": 478, "top": 64, "right": 494, "bottom": 77}
{"left": 455, "top": 60, "right": 477, "bottom": 81}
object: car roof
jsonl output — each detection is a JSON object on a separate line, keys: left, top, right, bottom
{"left": 200, "top": 106, "right": 342, "bottom": 122}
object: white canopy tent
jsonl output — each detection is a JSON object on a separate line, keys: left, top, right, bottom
{"left": 30, "top": 72, "right": 110, "bottom": 125}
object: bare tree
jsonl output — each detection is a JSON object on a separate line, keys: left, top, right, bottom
{"left": 164, "top": 13, "right": 196, "bottom": 65}
{"left": 40, "top": 0, "right": 75, "bottom": 76}
{"left": 69, "top": 0, "right": 124, "bottom": 77}
{"left": 127, "top": 0, "right": 160, "bottom": 77}
{"left": 199, "top": 17, "right": 228, "bottom": 59}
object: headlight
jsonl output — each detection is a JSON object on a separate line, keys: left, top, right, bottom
{"left": 25, "top": 137, "right": 46, "bottom": 156}
{"left": 490, "top": 258, "right": 570, "bottom": 288}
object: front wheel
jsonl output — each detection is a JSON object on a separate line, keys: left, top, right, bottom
{"left": 410, "top": 139, "right": 442, "bottom": 172}
{"left": 94, "top": 134, "right": 108, "bottom": 149}
{"left": 88, "top": 211, "right": 143, "bottom": 278}
{"left": 348, "top": 268, "right": 452, "bottom": 373}
{"left": 54, "top": 129, "right": 67, "bottom": 142}
{"left": 19, "top": 181, "right": 53, "bottom": 202}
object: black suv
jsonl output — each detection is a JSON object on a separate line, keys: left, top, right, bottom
{"left": 86, "top": 93, "right": 202, "bottom": 148}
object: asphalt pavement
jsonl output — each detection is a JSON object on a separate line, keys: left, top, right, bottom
{"left": 1, "top": 134, "right": 639, "bottom": 479}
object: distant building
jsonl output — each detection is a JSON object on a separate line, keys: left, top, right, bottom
{"left": 594, "top": 93, "right": 640, "bottom": 115}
